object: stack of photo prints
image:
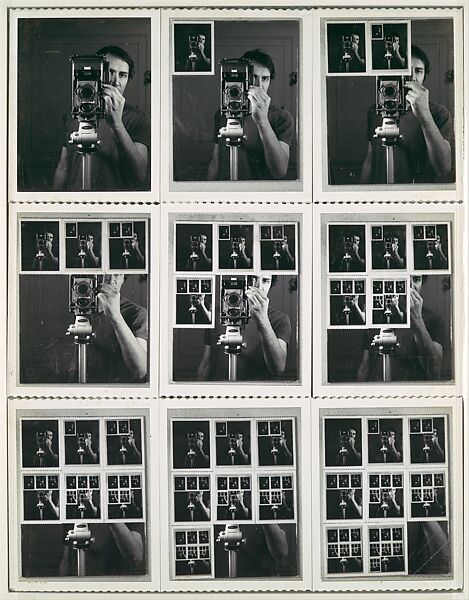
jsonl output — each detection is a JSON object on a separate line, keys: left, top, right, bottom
{"left": 4, "top": 3, "right": 467, "bottom": 599}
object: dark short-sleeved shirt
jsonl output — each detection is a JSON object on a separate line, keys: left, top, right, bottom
{"left": 366, "top": 101, "right": 454, "bottom": 183}
{"left": 63, "top": 104, "right": 151, "bottom": 191}
{"left": 45, "top": 298, "right": 148, "bottom": 384}
{"left": 203, "top": 306, "right": 291, "bottom": 381}
{"left": 213, "top": 105, "right": 294, "bottom": 180}
{"left": 362, "top": 306, "right": 445, "bottom": 381}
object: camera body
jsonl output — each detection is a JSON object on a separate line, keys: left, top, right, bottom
{"left": 220, "top": 58, "right": 253, "bottom": 118}
{"left": 220, "top": 276, "right": 249, "bottom": 326}
{"left": 69, "top": 275, "right": 99, "bottom": 315}
{"left": 71, "top": 55, "right": 109, "bottom": 121}
{"left": 188, "top": 35, "right": 199, "bottom": 51}
{"left": 376, "top": 76, "right": 407, "bottom": 115}
{"left": 342, "top": 35, "right": 353, "bottom": 52}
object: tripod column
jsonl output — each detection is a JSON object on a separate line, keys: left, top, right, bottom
{"left": 228, "top": 354, "right": 237, "bottom": 381}
{"left": 78, "top": 343, "right": 87, "bottom": 384}
{"left": 228, "top": 550, "right": 238, "bottom": 578}
{"left": 81, "top": 153, "right": 92, "bottom": 191}
{"left": 230, "top": 145, "right": 239, "bottom": 181}
{"left": 77, "top": 548, "right": 87, "bottom": 577}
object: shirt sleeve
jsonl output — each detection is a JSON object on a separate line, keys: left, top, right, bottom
{"left": 126, "top": 110, "right": 151, "bottom": 149}
{"left": 424, "top": 311, "right": 445, "bottom": 348}
{"left": 270, "top": 311, "right": 292, "bottom": 345}
{"left": 126, "top": 305, "right": 148, "bottom": 341}
{"left": 430, "top": 103, "right": 454, "bottom": 144}
{"left": 272, "top": 109, "right": 294, "bottom": 146}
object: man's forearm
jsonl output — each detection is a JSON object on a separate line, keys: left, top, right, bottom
{"left": 110, "top": 524, "right": 144, "bottom": 569}
{"left": 256, "top": 317, "right": 287, "bottom": 376}
{"left": 257, "top": 121, "right": 289, "bottom": 179}
{"left": 262, "top": 524, "right": 289, "bottom": 564}
{"left": 411, "top": 317, "right": 442, "bottom": 378}
{"left": 420, "top": 115, "right": 452, "bottom": 177}
{"left": 112, "top": 124, "right": 148, "bottom": 185}
{"left": 109, "top": 314, "right": 147, "bottom": 380}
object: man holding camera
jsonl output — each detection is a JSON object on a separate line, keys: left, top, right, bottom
{"left": 33, "top": 231, "right": 59, "bottom": 271}
{"left": 34, "top": 430, "right": 59, "bottom": 467}
{"left": 360, "top": 45, "right": 453, "bottom": 184}
{"left": 185, "top": 234, "right": 212, "bottom": 270}
{"left": 197, "top": 274, "right": 291, "bottom": 381}
{"left": 337, "top": 33, "right": 365, "bottom": 73}
{"left": 73, "top": 233, "right": 100, "bottom": 268}
{"left": 185, "top": 33, "right": 211, "bottom": 72}
{"left": 357, "top": 274, "right": 445, "bottom": 381}
{"left": 207, "top": 49, "right": 293, "bottom": 180}
{"left": 331, "top": 234, "right": 366, "bottom": 272}
{"left": 52, "top": 46, "right": 150, "bottom": 191}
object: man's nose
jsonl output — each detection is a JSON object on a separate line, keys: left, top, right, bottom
{"left": 109, "top": 73, "right": 118, "bottom": 86}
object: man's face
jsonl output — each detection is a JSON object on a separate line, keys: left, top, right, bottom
{"left": 196, "top": 431, "right": 204, "bottom": 444}
{"left": 252, "top": 61, "right": 271, "bottom": 93}
{"left": 410, "top": 56, "right": 425, "bottom": 85}
{"left": 199, "top": 234, "right": 207, "bottom": 244}
{"left": 44, "top": 232, "right": 54, "bottom": 244}
{"left": 102, "top": 273, "right": 125, "bottom": 292}
{"left": 251, "top": 274, "right": 272, "bottom": 296}
{"left": 198, "top": 34, "right": 205, "bottom": 45}
{"left": 411, "top": 275, "right": 423, "bottom": 294}
{"left": 351, "top": 34, "right": 360, "bottom": 46}
{"left": 106, "top": 53, "right": 130, "bottom": 94}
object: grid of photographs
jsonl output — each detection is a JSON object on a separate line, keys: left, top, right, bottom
{"left": 3, "top": 3, "right": 467, "bottom": 600}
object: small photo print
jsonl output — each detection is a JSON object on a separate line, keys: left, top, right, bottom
{"left": 324, "top": 419, "right": 363, "bottom": 467}
{"left": 218, "top": 224, "right": 254, "bottom": 270}
{"left": 23, "top": 474, "right": 60, "bottom": 521}
{"left": 215, "top": 420, "right": 251, "bottom": 466}
{"left": 325, "top": 473, "right": 363, "bottom": 520}
{"left": 175, "top": 224, "right": 213, "bottom": 272}
{"left": 64, "top": 419, "right": 100, "bottom": 465}
{"left": 175, "top": 277, "right": 213, "bottom": 327}
{"left": 65, "top": 222, "right": 102, "bottom": 269}
{"left": 22, "top": 420, "right": 60, "bottom": 468}
{"left": 371, "top": 225, "right": 407, "bottom": 270}
{"left": 257, "top": 419, "right": 294, "bottom": 467}
{"left": 370, "top": 22, "right": 410, "bottom": 72}
{"left": 409, "top": 417, "right": 446, "bottom": 463}
{"left": 326, "top": 527, "right": 363, "bottom": 574}
{"left": 328, "top": 225, "right": 366, "bottom": 273}
{"left": 173, "top": 21, "right": 213, "bottom": 74}
{"left": 367, "top": 418, "right": 403, "bottom": 463}
{"left": 327, "top": 23, "right": 366, "bottom": 74}
{"left": 172, "top": 421, "right": 211, "bottom": 470}
{"left": 108, "top": 221, "right": 147, "bottom": 270}
{"left": 21, "top": 221, "right": 60, "bottom": 272}
{"left": 412, "top": 224, "right": 449, "bottom": 271}
{"left": 260, "top": 224, "right": 297, "bottom": 271}
{"left": 105, "top": 418, "right": 143, "bottom": 465}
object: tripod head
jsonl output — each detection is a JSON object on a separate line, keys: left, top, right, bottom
{"left": 65, "top": 522, "right": 95, "bottom": 550}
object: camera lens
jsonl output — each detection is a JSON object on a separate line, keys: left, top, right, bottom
{"left": 79, "top": 84, "right": 96, "bottom": 100}
{"left": 76, "top": 282, "right": 91, "bottom": 296}
{"left": 227, "top": 292, "right": 240, "bottom": 306}
{"left": 228, "top": 85, "right": 242, "bottom": 100}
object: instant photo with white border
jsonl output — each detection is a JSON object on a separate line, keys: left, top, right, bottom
{"left": 160, "top": 7, "right": 313, "bottom": 201}
{"left": 8, "top": 398, "right": 159, "bottom": 593}
{"left": 312, "top": 203, "right": 463, "bottom": 398}
{"left": 312, "top": 6, "right": 464, "bottom": 201}
{"left": 159, "top": 398, "right": 311, "bottom": 592}
{"left": 8, "top": 7, "right": 160, "bottom": 203}
{"left": 311, "top": 397, "right": 463, "bottom": 593}
{"left": 8, "top": 203, "right": 159, "bottom": 398}
{"left": 160, "top": 203, "right": 312, "bottom": 397}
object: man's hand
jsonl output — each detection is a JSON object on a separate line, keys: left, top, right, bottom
{"left": 86, "top": 240, "right": 94, "bottom": 252}
{"left": 405, "top": 81, "right": 431, "bottom": 120}
{"left": 409, "top": 286, "right": 424, "bottom": 323}
{"left": 246, "top": 286, "right": 269, "bottom": 322}
{"left": 102, "top": 84, "right": 126, "bottom": 127}
{"left": 98, "top": 276, "right": 122, "bottom": 321}
{"left": 248, "top": 86, "right": 271, "bottom": 126}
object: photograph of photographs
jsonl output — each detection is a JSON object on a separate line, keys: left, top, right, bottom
{"left": 325, "top": 18, "right": 455, "bottom": 185}
{"left": 169, "top": 411, "right": 298, "bottom": 580}
{"left": 108, "top": 221, "right": 147, "bottom": 270}
{"left": 18, "top": 412, "right": 148, "bottom": 578}
{"left": 322, "top": 411, "right": 450, "bottom": 578}
{"left": 173, "top": 21, "right": 214, "bottom": 74}
{"left": 323, "top": 215, "right": 453, "bottom": 384}
{"left": 16, "top": 17, "right": 151, "bottom": 192}
{"left": 21, "top": 221, "right": 60, "bottom": 272}
{"left": 65, "top": 221, "right": 102, "bottom": 269}
{"left": 172, "top": 19, "right": 299, "bottom": 182}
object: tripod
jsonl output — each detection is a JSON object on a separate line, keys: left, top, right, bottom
{"left": 35, "top": 250, "right": 45, "bottom": 271}
{"left": 218, "top": 118, "right": 246, "bottom": 181}
{"left": 343, "top": 302, "right": 351, "bottom": 326}
{"left": 66, "top": 314, "right": 94, "bottom": 383}
{"left": 65, "top": 523, "right": 95, "bottom": 577}
{"left": 69, "top": 120, "right": 99, "bottom": 191}
{"left": 217, "top": 325, "right": 246, "bottom": 381}
{"left": 217, "top": 524, "right": 245, "bottom": 578}
{"left": 374, "top": 115, "right": 402, "bottom": 184}
{"left": 341, "top": 52, "right": 351, "bottom": 73}
{"left": 371, "top": 328, "right": 400, "bottom": 382}
{"left": 189, "top": 304, "right": 197, "bottom": 325}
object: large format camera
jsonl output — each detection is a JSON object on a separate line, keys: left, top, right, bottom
{"left": 376, "top": 76, "right": 408, "bottom": 115}
{"left": 69, "top": 275, "right": 99, "bottom": 314}
{"left": 71, "top": 55, "right": 110, "bottom": 121}
{"left": 220, "top": 58, "right": 253, "bottom": 118}
{"left": 220, "top": 277, "right": 250, "bottom": 326}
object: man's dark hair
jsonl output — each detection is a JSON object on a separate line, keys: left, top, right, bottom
{"left": 411, "top": 44, "right": 431, "bottom": 78}
{"left": 240, "top": 49, "right": 275, "bottom": 80}
{"left": 271, "top": 275, "right": 278, "bottom": 287}
{"left": 96, "top": 45, "right": 135, "bottom": 79}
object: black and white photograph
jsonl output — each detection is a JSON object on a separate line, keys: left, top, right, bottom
{"left": 413, "top": 224, "right": 449, "bottom": 271}
{"left": 172, "top": 274, "right": 298, "bottom": 382}
{"left": 175, "top": 224, "right": 213, "bottom": 272}
{"left": 216, "top": 476, "right": 252, "bottom": 521}
{"left": 326, "top": 19, "right": 455, "bottom": 185}
{"left": 260, "top": 224, "right": 297, "bottom": 272}
{"left": 108, "top": 221, "right": 147, "bottom": 270}
{"left": 326, "top": 473, "right": 363, "bottom": 520}
{"left": 258, "top": 475, "right": 295, "bottom": 521}
{"left": 218, "top": 224, "right": 254, "bottom": 270}
{"left": 257, "top": 419, "right": 294, "bottom": 467}
{"left": 368, "top": 474, "right": 404, "bottom": 519}
{"left": 215, "top": 421, "right": 251, "bottom": 466}
{"left": 64, "top": 419, "right": 100, "bottom": 465}
{"left": 328, "top": 225, "right": 367, "bottom": 273}
{"left": 327, "top": 23, "right": 366, "bottom": 74}
{"left": 174, "top": 529, "right": 212, "bottom": 576}
{"left": 324, "top": 419, "right": 363, "bottom": 468}
{"left": 107, "top": 474, "right": 143, "bottom": 519}
{"left": 213, "top": 523, "right": 298, "bottom": 577}
{"left": 173, "top": 22, "right": 213, "bottom": 74}
{"left": 65, "top": 222, "right": 102, "bottom": 269}
{"left": 329, "top": 279, "right": 366, "bottom": 327}
{"left": 175, "top": 278, "right": 213, "bottom": 327}
{"left": 19, "top": 274, "right": 149, "bottom": 385}
{"left": 174, "top": 476, "right": 211, "bottom": 522}
{"left": 17, "top": 18, "right": 151, "bottom": 192}
{"left": 21, "top": 221, "right": 60, "bottom": 272}
{"left": 367, "top": 418, "right": 403, "bottom": 463}
{"left": 407, "top": 521, "right": 450, "bottom": 575}
{"left": 65, "top": 474, "right": 101, "bottom": 520}
{"left": 410, "top": 472, "right": 446, "bottom": 518}
{"left": 409, "top": 417, "right": 446, "bottom": 464}
{"left": 23, "top": 475, "right": 60, "bottom": 521}
{"left": 326, "top": 527, "right": 363, "bottom": 574}
{"left": 371, "top": 225, "right": 407, "bottom": 270}
{"left": 371, "top": 279, "right": 408, "bottom": 326}
{"left": 105, "top": 419, "right": 143, "bottom": 466}
{"left": 172, "top": 20, "right": 299, "bottom": 182}
{"left": 370, "top": 22, "right": 410, "bottom": 72}
{"left": 368, "top": 526, "right": 405, "bottom": 573}
{"left": 172, "top": 422, "right": 211, "bottom": 470}
{"left": 22, "top": 420, "right": 60, "bottom": 468}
